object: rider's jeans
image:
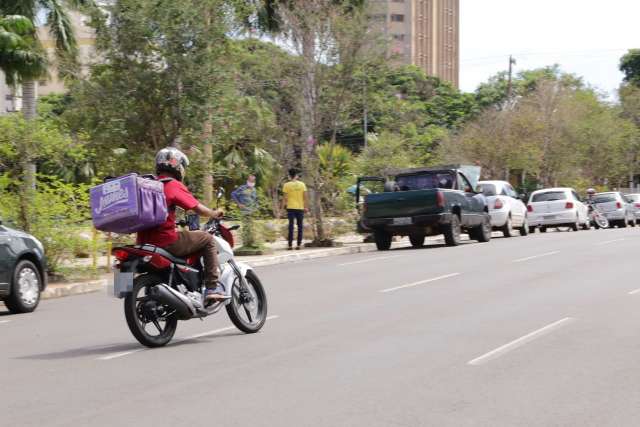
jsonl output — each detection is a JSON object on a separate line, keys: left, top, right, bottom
{"left": 166, "top": 231, "right": 219, "bottom": 288}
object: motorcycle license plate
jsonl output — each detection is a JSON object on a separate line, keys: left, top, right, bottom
{"left": 393, "top": 217, "right": 412, "bottom": 226}
{"left": 112, "top": 271, "right": 134, "bottom": 298}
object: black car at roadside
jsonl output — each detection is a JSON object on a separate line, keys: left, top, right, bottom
{"left": 0, "top": 220, "right": 47, "bottom": 313}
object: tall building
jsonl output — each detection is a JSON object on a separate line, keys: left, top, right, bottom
{"left": 371, "top": 0, "right": 460, "bottom": 88}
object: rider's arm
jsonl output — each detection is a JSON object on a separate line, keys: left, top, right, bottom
{"left": 194, "top": 203, "right": 223, "bottom": 219}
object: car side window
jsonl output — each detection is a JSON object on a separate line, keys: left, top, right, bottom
{"left": 506, "top": 184, "right": 516, "bottom": 198}
{"left": 458, "top": 173, "right": 473, "bottom": 193}
{"left": 571, "top": 191, "right": 580, "bottom": 202}
{"left": 500, "top": 185, "right": 509, "bottom": 196}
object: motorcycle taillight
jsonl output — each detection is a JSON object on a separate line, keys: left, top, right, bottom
{"left": 112, "top": 249, "right": 130, "bottom": 262}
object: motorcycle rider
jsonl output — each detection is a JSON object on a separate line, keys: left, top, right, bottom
{"left": 137, "top": 147, "right": 229, "bottom": 303}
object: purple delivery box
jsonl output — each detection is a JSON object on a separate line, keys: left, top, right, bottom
{"left": 90, "top": 174, "right": 168, "bottom": 234}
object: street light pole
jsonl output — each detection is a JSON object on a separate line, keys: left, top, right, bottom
{"left": 507, "top": 55, "right": 517, "bottom": 99}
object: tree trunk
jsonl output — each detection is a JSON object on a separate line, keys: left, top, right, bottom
{"left": 19, "top": 80, "right": 38, "bottom": 232}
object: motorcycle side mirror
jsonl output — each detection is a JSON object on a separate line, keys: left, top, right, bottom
{"left": 216, "top": 188, "right": 225, "bottom": 200}
{"left": 228, "top": 224, "right": 240, "bottom": 231}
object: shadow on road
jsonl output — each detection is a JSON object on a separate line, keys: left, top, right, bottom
{"left": 14, "top": 331, "right": 245, "bottom": 360}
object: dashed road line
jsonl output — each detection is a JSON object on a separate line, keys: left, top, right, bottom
{"left": 467, "top": 317, "right": 574, "bottom": 366}
{"left": 0, "top": 320, "right": 10, "bottom": 324}
{"left": 512, "top": 251, "right": 560, "bottom": 263}
{"left": 596, "top": 238, "right": 626, "bottom": 246}
{"left": 99, "top": 315, "right": 280, "bottom": 361}
{"left": 379, "top": 273, "right": 461, "bottom": 293}
{"left": 338, "top": 255, "right": 401, "bottom": 267}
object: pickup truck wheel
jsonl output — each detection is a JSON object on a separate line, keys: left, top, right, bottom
{"left": 473, "top": 216, "right": 492, "bottom": 243}
{"left": 443, "top": 215, "right": 462, "bottom": 246}
{"left": 374, "top": 231, "right": 392, "bottom": 251}
{"left": 501, "top": 215, "right": 514, "bottom": 238}
{"left": 409, "top": 234, "right": 425, "bottom": 248}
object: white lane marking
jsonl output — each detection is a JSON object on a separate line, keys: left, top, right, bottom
{"left": 628, "top": 288, "right": 640, "bottom": 295}
{"left": 379, "top": 273, "right": 461, "bottom": 293}
{"left": 596, "top": 238, "right": 626, "bottom": 246}
{"left": 0, "top": 320, "right": 10, "bottom": 324}
{"left": 467, "top": 317, "right": 574, "bottom": 366}
{"left": 99, "top": 315, "right": 280, "bottom": 361}
{"left": 338, "top": 255, "right": 401, "bottom": 267}
{"left": 512, "top": 251, "right": 560, "bottom": 263}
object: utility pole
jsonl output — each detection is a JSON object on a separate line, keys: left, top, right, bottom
{"left": 507, "top": 55, "right": 517, "bottom": 99}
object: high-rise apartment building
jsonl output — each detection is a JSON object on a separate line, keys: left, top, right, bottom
{"left": 371, "top": 0, "right": 460, "bottom": 88}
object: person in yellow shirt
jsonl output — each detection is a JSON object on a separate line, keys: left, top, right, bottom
{"left": 282, "top": 168, "right": 309, "bottom": 250}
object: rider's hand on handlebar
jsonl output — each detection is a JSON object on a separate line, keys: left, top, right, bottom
{"left": 213, "top": 209, "right": 224, "bottom": 219}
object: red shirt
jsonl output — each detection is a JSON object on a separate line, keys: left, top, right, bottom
{"left": 136, "top": 176, "right": 199, "bottom": 247}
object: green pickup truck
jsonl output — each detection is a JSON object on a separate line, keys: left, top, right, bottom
{"left": 356, "top": 165, "right": 492, "bottom": 250}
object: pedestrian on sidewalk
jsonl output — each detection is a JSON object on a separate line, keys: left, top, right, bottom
{"left": 231, "top": 174, "right": 259, "bottom": 247}
{"left": 281, "top": 168, "right": 309, "bottom": 250}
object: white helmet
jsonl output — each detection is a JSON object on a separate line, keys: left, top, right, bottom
{"left": 586, "top": 188, "right": 596, "bottom": 196}
{"left": 155, "top": 147, "right": 189, "bottom": 181}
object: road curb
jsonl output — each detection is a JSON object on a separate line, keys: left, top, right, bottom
{"left": 42, "top": 278, "right": 108, "bottom": 300}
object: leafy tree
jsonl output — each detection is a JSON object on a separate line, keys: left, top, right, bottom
{"left": 620, "top": 49, "right": 640, "bottom": 86}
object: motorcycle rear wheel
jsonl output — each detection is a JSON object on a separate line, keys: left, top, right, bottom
{"left": 226, "top": 270, "right": 268, "bottom": 334}
{"left": 124, "top": 274, "right": 178, "bottom": 348}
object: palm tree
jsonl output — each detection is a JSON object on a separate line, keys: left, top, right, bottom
{"left": 2, "top": 0, "right": 94, "bottom": 119}
{"left": 0, "top": 14, "right": 46, "bottom": 87}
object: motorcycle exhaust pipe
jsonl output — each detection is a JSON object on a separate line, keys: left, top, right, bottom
{"left": 149, "top": 284, "right": 196, "bottom": 320}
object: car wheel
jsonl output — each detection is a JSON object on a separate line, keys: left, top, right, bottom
{"left": 501, "top": 215, "right": 514, "bottom": 238}
{"left": 540, "top": 226, "right": 547, "bottom": 233}
{"left": 4, "top": 260, "right": 42, "bottom": 314}
{"left": 528, "top": 226, "right": 536, "bottom": 234}
{"left": 581, "top": 220, "right": 591, "bottom": 230}
{"left": 473, "top": 215, "right": 492, "bottom": 243}
{"left": 629, "top": 217, "right": 636, "bottom": 227}
{"left": 409, "top": 234, "right": 425, "bottom": 248}
{"left": 374, "top": 231, "right": 392, "bottom": 251}
{"left": 443, "top": 214, "right": 462, "bottom": 246}
{"left": 519, "top": 217, "right": 529, "bottom": 236}
{"left": 571, "top": 216, "right": 579, "bottom": 232}
{"left": 619, "top": 219, "right": 627, "bottom": 228}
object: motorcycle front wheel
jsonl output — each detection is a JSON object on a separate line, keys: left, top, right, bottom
{"left": 594, "top": 215, "right": 609, "bottom": 229}
{"left": 226, "top": 270, "right": 268, "bottom": 333}
{"left": 124, "top": 274, "right": 178, "bottom": 348}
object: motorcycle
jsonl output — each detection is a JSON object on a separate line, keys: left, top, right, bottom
{"left": 588, "top": 204, "right": 609, "bottom": 229}
{"left": 110, "top": 217, "right": 268, "bottom": 348}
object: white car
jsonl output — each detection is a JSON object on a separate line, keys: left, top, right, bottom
{"left": 478, "top": 180, "right": 528, "bottom": 237}
{"left": 627, "top": 194, "right": 640, "bottom": 220}
{"left": 527, "top": 187, "right": 590, "bottom": 232}
{"left": 591, "top": 192, "right": 636, "bottom": 228}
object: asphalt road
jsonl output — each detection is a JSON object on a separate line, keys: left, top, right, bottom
{"left": 3, "top": 227, "right": 640, "bottom": 427}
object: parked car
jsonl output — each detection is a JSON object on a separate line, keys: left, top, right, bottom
{"left": 478, "top": 180, "right": 528, "bottom": 237}
{"left": 624, "top": 193, "right": 640, "bottom": 221}
{"left": 527, "top": 188, "right": 590, "bottom": 232}
{"left": 357, "top": 165, "right": 492, "bottom": 250}
{"left": 0, "top": 219, "right": 47, "bottom": 313}
{"left": 591, "top": 192, "right": 636, "bottom": 228}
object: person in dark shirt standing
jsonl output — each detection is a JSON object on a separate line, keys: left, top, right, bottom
{"left": 137, "top": 147, "right": 228, "bottom": 302}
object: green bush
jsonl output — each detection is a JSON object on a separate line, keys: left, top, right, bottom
{"left": 0, "top": 175, "right": 92, "bottom": 272}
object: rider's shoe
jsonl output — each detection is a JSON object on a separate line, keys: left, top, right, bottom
{"left": 204, "top": 284, "right": 231, "bottom": 305}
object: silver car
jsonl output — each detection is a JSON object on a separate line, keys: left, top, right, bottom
{"left": 591, "top": 192, "right": 636, "bottom": 228}
{"left": 626, "top": 194, "right": 640, "bottom": 220}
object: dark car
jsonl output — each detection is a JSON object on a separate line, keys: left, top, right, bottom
{"left": 0, "top": 219, "right": 47, "bottom": 313}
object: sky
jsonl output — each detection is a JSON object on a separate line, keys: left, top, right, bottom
{"left": 460, "top": 0, "right": 639, "bottom": 98}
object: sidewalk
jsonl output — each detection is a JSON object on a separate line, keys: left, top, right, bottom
{"left": 43, "top": 233, "right": 456, "bottom": 300}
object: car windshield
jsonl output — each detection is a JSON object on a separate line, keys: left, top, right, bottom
{"left": 592, "top": 194, "right": 617, "bottom": 204}
{"left": 532, "top": 191, "right": 567, "bottom": 202}
{"left": 478, "top": 183, "right": 497, "bottom": 196}
{"left": 395, "top": 172, "right": 455, "bottom": 191}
